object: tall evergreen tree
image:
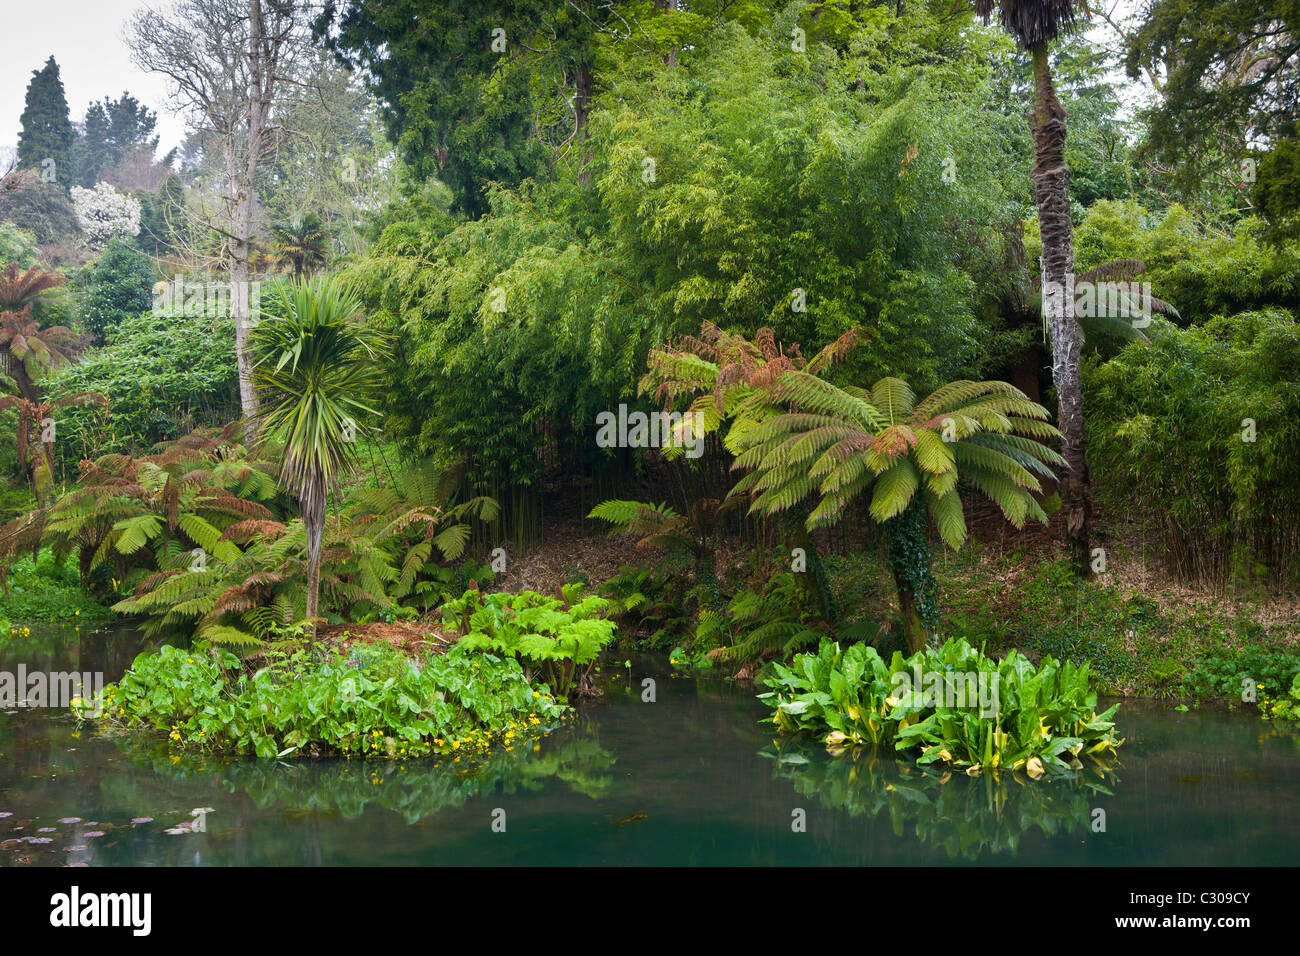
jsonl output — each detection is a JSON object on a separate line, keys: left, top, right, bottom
{"left": 17, "top": 56, "right": 75, "bottom": 186}
{"left": 73, "top": 94, "right": 159, "bottom": 187}
{"left": 74, "top": 102, "right": 112, "bottom": 187}
{"left": 104, "top": 93, "right": 159, "bottom": 164}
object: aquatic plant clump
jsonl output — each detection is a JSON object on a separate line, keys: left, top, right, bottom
{"left": 442, "top": 585, "right": 617, "bottom": 699}
{"left": 92, "top": 640, "right": 568, "bottom": 758}
{"left": 760, "top": 638, "right": 1123, "bottom": 777}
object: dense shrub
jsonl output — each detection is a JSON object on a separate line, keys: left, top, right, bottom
{"left": 442, "top": 585, "right": 617, "bottom": 699}
{"left": 1070, "top": 201, "right": 1300, "bottom": 323}
{"left": 78, "top": 237, "right": 155, "bottom": 339}
{"left": 42, "top": 309, "right": 239, "bottom": 459}
{"left": 342, "top": 21, "right": 1029, "bottom": 529}
{"left": 1087, "top": 310, "right": 1300, "bottom": 586}
{"left": 0, "top": 548, "right": 111, "bottom": 622}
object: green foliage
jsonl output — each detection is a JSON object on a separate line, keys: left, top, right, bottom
{"left": 1255, "top": 132, "right": 1300, "bottom": 244}
{"left": 1261, "top": 673, "right": 1300, "bottom": 722}
{"left": 1126, "top": 0, "right": 1299, "bottom": 202}
{"left": 345, "top": 462, "right": 500, "bottom": 611}
{"left": 760, "top": 637, "right": 1123, "bottom": 775}
{"left": 883, "top": 496, "right": 939, "bottom": 631}
{"left": 643, "top": 324, "right": 1062, "bottom": 650}
{"left": 0, "top": 428, "right": 284, "bottom": 635}
{"left": 316, "top": 0, "right": 550, "bottom": 216}
{"left": 0, "top": 223, "right": 40, "bottom": 269}
{"left": 1071, "top": 201, "right": 1300, "bottom": 323}
{"left": 43, "top": 310, "right": 239, "bottom": 459}
{"left": 1087, "top": 310, "right": 1300, "bottom": 586}
{"left": 0, "top": 169, "right": 79, "bottom": 244}
{"left": 442, "top": 586, "right": 617, "bottom": 699}
{"left": 97, "top": 639, "right": 568, "bottom": 758}
{"left": 342, "top": 6, "right": 1030, "bottom": 511}
{"left": 599, "top": 563, "right": 694, "bottom": 649}
{"left": 250, "top": 277, "right": 390, "bottom": 496}
{"left": 269, "top": 213, "right": 329, "bottom": 279}
{"left": 79, "top": 238, "right": 155, "bottom": 339}
{"left": 70, "top": 93, "right": 159, "bottom": 188}
{"left": 1179, "top": 646, "right": 1300, "bottom": 711}
{"left": 0, "top": 548, "right": 111, "bottom": 622}
{"left": 719, "top": 571, "right": 825, "bottom": 661}
{"left": 249, "top": 276, "right": 391, "bottom": 621}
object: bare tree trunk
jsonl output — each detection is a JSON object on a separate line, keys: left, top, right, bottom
{"left": 1031, "top": 44, "right": 1091, "bottom": 576}
{"left": 231, "top": 254, "right": 259, "bottom": 441}
{"left": 129, "top": 0, "right": 304, "bottom": 442}
{"left": 232, "top": 0, "right": 272, "bottom": 444}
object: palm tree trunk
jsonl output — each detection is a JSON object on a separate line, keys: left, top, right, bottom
{"left": 303, "top": 473, "right": 327, "bottom": 631}
{"left": 1031, "top": 43, "right": 1091, "bottom": 576}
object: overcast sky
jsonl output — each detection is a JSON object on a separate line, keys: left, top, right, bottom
{"left": 0, "top": 0, "right": 188, "bottom": 157}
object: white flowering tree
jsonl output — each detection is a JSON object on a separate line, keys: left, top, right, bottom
{"left": 70, "top": 182, "right": 142, "bottom": 248}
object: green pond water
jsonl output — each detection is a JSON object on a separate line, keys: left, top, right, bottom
{"left": 1, "top": 624, "right": 1298, "bottom": 866}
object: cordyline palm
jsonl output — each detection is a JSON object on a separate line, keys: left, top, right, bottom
{"left": 248, "top": 276, "right": 389, "bottom": 628}
{"left": 974, "top": 0, "right": 1094, "bottom": 574}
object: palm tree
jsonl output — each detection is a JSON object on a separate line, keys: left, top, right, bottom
{"left": 974, "top": 0, "right": 1094, "bottom": 574}
{"left": 270, "top": 214, "right": 329, "bottom": 280}
{"left": 248, "top": 276, "right": 389, "bottom": 628}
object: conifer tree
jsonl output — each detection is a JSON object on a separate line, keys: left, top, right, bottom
{"left": 17, "top": 56, "right": 75, "bottom": 187}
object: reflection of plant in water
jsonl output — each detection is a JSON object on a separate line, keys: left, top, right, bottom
{"left": 114, "top": 735, "right": 617, "bottom": 825}
{"left": 763, "top": 740, "right": 1118, "bottom": 860}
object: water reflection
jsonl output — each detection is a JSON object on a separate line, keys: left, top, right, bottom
{"left": 120, "top": 735, "right": 619, "bottom": 823}
{"left": 763, "top": 740, "right": 1119, "bottom": 859}
{"left": 2, "top": 627, "right": 1298, "bottom": 865}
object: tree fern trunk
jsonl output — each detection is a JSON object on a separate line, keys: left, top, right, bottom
{"left": 884, "top": 498, "right": 936, "bottom": 655}
{"left": 894, "top": 574, "right": 927, "bottom": 655}
{"left": 1031, "top": 43, "right": 1091, "bottom": 576}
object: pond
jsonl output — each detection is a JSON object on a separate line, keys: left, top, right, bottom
{"left": 1, "top": 624, "right": 1298, "bottom": 866}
